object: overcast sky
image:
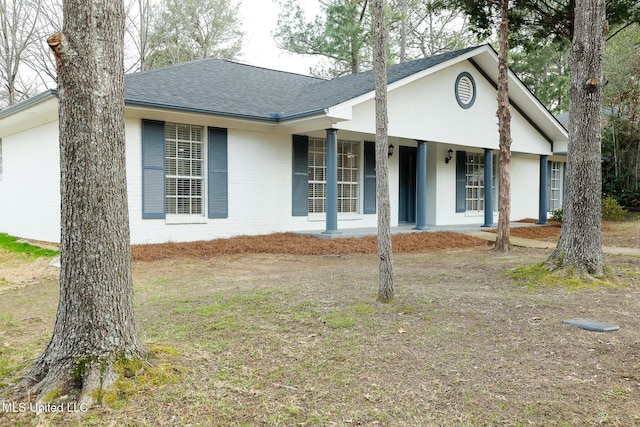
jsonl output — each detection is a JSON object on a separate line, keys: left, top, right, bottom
{"left": 239, "top": 0, "right": 322, "bottom": 75}
{"left": 27, "top": 0, "right": 324, "bottom": 92}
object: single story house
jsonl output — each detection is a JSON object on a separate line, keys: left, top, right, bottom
{"left": 0, "top": 44, "right": 568, "bottom": 245}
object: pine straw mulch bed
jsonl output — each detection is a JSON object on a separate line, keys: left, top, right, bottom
{"left": 486, "top": 219, "right": 562, "bottom": 240}
{"left": 131, "top": 232, "right": 491, "bottom": 262}
{"left": 131, "top": 219, "right": 577, "bottom": 262}
{"left": 485, "top": 220, "right": 615, "bottom": 241}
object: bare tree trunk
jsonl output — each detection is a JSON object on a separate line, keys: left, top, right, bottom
{"left": 137, "top": 0, "right": 151, "bottom": 70}
{"left": 0, "top": 0, "right": 42, "bottom": 107}
{"left": 371, "top": 0, "right": 394, "bottom": 302}
{"left": 495, "top": 0, "right": 512, "bottom": 252}
{"left": 18, "top": 0, "right": 144, "bottom": 407}
{"left": 24, "top": 0, "right": 61, "bottom": 88}
{"left": 399, "top": 0, "right": 408, "bottom": 62}
{"left": 123, "top": 0, "right": 153, "bottom": 72}
{"left": 546, "top": 0, "right": 605, "bottom": 275}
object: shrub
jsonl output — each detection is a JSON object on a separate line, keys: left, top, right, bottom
{"left": 601, "top": 196, "right": 626, "bottom": 221}
{"left": 548, "top": 197, "right": 626, "bottom": 223}
{"left": 550, "top": 209, "right": 563, "bottom": 223}
{"left": 616, "top": 189, "right": 640, "bottom": 211}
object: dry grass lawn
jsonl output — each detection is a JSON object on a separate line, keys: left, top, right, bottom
{"left": 1, "top": 221, "right": 639, "bottom": 426}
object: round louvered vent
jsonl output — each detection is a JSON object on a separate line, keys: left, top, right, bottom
{"left": 455, "top": 72, "right": 476, "bottom": 109}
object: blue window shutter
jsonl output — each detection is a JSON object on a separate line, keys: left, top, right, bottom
{"left": 208, "top": 127, "right": 228, "bottom": 218}
{"left": 292, "top": 135, "right": 309, "bottom": 216}
{"left": 141, "top": 119, "right": 166, "bottom": 219}
{"left": 455, "top": 150, "right": 466, "bottom": 213}
{"left": 363, "top": 141, "right": 376, "bottom": 214}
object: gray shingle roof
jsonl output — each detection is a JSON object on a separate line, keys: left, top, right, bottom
{"left": 125, "top": 45, "right": 481, "bottom": 121}
{"left": 124, "top": 59, "right": 321, "bottom": 119}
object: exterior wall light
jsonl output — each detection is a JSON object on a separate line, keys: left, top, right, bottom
{"left": 445, "top": 148, "right": 453, "bottom": 163}
{"left": 388, "top": 144, "right": 395, "bottom": 157}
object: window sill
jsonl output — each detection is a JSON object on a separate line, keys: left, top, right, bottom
{"left": 166, "top": 215, "right": 208, "bottom": 225}
{"left": 464, "top": 211, "right": 497, "bottom": 218}
{"left": 307, "top": 214, "right": 363, "bottom": 222}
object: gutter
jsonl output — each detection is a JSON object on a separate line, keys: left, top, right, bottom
{"left": 125, "top": 99, "right": 329, "bottom": 123}
{"left": 0, "top": 89, "right": 57, "bottom": 120}
{"left": 1, "top": 91, "right": 331, "bottom": 126}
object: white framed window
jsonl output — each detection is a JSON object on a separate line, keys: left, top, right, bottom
{"left": 165, "top": 123, "right": 204, "bottom": 215}
{"left": 308, "top": 138, "right": 326, "bottom": 213}
{"left": 308, "top": 137, "right": 360, "bottom": 214}
{"left": 465, "top": 153, "right": 496, "bottom": 212}
{"left": 338, "top": 140, "right": 360, "bottom": 213}
{"left": 550, "top": 161, "right": 562, "bottom": 210}
{"left": 0, "top": 139, "right": 3, "bottom": 181}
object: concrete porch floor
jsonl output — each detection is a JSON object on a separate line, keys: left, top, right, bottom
{"left": 299, "top": 221, "right": 543, "bottom": 239}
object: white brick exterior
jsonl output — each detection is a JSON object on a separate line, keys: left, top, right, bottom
{"left": 120, "top": 115, "right": 382, "bottom": 244}
{"left": 0, "top": 120, "right": 61, "bottom": 242}
{"left": 0, "top": 48, "right": 567, "bottom": 244}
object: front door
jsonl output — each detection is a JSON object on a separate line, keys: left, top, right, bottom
{"left": 398, "top": 146, "right": 416, "bottom": 223}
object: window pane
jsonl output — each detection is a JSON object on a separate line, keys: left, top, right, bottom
{"left": 166, "top": 198, "right": 176, "bottom": 215}
{"left": 191, "top": 127, "right": 202, "bottom": 141}
{"left": 166, "top": 141, "right": 176, "bottom": 158}
{"left": 166, "top": 178, "right": 176, "bottom": 195}
{"left": 166, "top": 159, "right": 176, "bottom": 175}
{"left": 194, "top": 179, "right": 202, "bottom": 195}
{"left": 193, "top": 160, "right": 203, "bottom": 176}
{"left": 192, "top": 198, "right": 202, "bottom": 214}
{"left": 193, "top": 144, "right": 202, "bottom": 160}
{"left": 177, "top": 125, "right": 191, "bottom": 141}
{"left": 177, "top": 198, "right": 188, "bottom": 213}
{"left": 177, "top": 159, "right": 189, "bottom": 175}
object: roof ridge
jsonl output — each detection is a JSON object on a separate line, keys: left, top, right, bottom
{"left": 127, "top": 56, "right": 326, "bottom": 82}
{"left": 126, "top": 57, "right": 215, "bottom": 77}
{"left": 224, "top": 58, "right": 326, "bottom": 80}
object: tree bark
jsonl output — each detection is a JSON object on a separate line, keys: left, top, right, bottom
{"left": 18, "top": 0, "right": 144, "bottom": 407}
{"left": 495, "top": 0, "right": 512, "bottom": 252}
{"left": 399, "top": 0, "right": 408, "bottom": 62}
{"left": 546, "top": 0, "right": 606, "bottom": 275}
{"left": 371, "top": 0, "right": 394, "bottom": 302}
